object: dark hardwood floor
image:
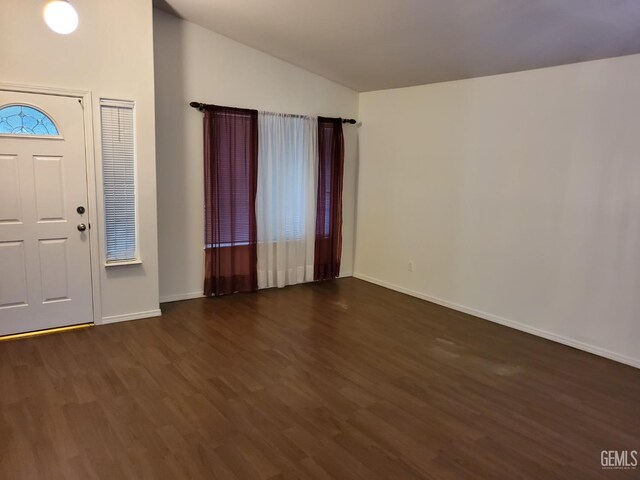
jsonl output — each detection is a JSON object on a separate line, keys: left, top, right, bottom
{"left": 1, "top": 278, "right": 638, "bottom": 479}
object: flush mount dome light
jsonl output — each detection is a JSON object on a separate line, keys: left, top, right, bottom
{"left": 43, "top": 0, "right": 78, "bottom": 35}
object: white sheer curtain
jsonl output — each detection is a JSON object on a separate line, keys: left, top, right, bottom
{"left": 257, "top": 112, "right": 318, "bottom": 288}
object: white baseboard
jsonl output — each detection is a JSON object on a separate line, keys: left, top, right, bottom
{"left": 353, "top": 272, "right": 640, "bottom": 369}
{"left": 159, "top": 291, "right": 204, "bottom": 304}
{"left": 100, "top": 308, "right": 162, "bottom": 325}
{"left": 159, "top": 274, "right": 354, "bottom": 304}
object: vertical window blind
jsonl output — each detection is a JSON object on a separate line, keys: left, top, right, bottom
{"left": 100, "top": 99, "right": 137, "bottom": 263}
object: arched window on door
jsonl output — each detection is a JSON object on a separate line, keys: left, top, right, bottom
{"left": 0, "top": 104, "right": 60, "bottom": 136}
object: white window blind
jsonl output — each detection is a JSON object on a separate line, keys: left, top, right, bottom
{"left": 100, "top": 99, "right": 137, "bottom": 263}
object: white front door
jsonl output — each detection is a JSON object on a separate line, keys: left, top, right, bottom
{"left": 0, "top": 90, "right": 93, "bottom": 336}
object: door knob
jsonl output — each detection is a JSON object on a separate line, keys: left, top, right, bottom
{"left": 77, "top": 223, "right": 87, "bottom": 232}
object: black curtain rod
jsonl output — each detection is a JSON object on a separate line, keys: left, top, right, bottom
{"left": 189, "top": 102, "right": 357, "bottom": 124}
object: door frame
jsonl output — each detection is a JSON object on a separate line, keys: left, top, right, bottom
{"left": 0, "top": 82, "right": 102, "bottom": 325}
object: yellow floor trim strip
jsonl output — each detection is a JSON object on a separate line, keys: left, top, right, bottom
{"left": 0, "top": 323, "right": 94, "bottom": 342}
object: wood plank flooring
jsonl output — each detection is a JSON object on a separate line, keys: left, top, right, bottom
{"left": 1, "top": 278, "right": 638, "bottom": 479}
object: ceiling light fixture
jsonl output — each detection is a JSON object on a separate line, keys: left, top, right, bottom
{"left": 43, "top": 0, "right": 79, "bottom": 35}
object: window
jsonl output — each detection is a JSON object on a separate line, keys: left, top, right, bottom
{"left": 100, "top": 99, "right": 137, "bottom": 263}
{"left": 0, "top": 104, "right": 59, "bottom": 136}
{"left": 256, "top": 113, "right": 316, "bottom": 245}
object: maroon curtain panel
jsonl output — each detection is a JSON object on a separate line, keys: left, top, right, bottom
{"left": 203, "top": 106, "right": 258, "bottom": 296}
{"left": 314, "top": 117, "right": 345, "bottom": 281}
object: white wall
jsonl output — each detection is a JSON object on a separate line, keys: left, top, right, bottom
{"left": 153, "top": 9, "right": 359, "bottom": 302}
{"left": 0, "top": 0, "right": 160, "bottom": 322}
{"left": 356, "top": 54, "right": 640, "bottom": 368}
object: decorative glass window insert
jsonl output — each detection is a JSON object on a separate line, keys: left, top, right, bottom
{"left": 100, "top": 99, "right": 137, "bottom": 263}
{"left": 0, "top": 104, "right": 59, "bottom": 136}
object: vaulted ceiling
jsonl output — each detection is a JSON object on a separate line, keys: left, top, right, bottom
{"left": 155, "top": 0, "right": 640, "bottom": 92}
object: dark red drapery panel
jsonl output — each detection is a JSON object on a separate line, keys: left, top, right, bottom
{"left": 314, "top": 117, "right": 344, "bottom": 281}
{"left": 203, "top": 105, "right": 258, "bottom": 296}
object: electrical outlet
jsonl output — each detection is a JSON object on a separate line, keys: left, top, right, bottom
{"left": 408, "top": 261, "right": 414, "bottom": 272}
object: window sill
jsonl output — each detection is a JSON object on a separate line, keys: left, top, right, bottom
{"left": 105, "top": 259, "right": 142, "bottom": 267}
